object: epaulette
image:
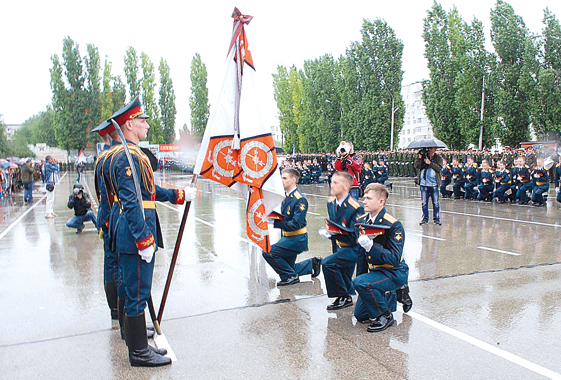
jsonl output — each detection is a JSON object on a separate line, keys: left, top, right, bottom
{"left": 458, "top": 164, "right": 463, "bottom": 168}
{"left": 328, "top": 196, "right": 336, "bottom": 203}
{"left": 348, "top": 197, "right": 360, "bottom": 209}
{"left": 383, "top": 213, "right": 398, "bottom": 224}
{"left": 524, "top": 164, "right": 529, "bottom": 168}
{"left": 357, "top": 213, "right": 368, "bottom": 220}
{"left": 293, "top": 190, "right": 302, "bottom": 199}
{"left": 473, "top": 163, "right": 478, "bottom": 168}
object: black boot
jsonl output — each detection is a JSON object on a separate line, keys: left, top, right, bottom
{"left": 104, "top": 281, "right": 118, "bottom": 320}
{"left": 125, "top": 313, "right": 171, "bottom": 367}
{"left": 396, "top": 285, "right": 413, "bottom": 313}
{"left": 118, "top": 298, "right": 126, "bottom": 340}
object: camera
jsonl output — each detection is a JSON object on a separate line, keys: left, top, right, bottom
{"left": 419, "top": 149, "right": 429, "bottom": 160}
{"left": 73, "top": 188, "right": 82, "bottom": 196}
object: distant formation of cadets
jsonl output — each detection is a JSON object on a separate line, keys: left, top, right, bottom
{"left": 281, "top": 145, "right": 561, "bottom": 207}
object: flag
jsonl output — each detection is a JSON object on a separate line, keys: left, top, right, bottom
{"left": 194, "top": 7, "right": 284, "bottom": 252}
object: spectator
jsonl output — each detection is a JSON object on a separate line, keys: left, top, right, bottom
{"left": 44, "top": 155, "right": 60, "bottom": 218}
{"left": 21, "top": 159, "right": 35, "bottom": 204}
{"left": 414, "top": 147, "right": 443, "bottom": 225}
{"left": 66, "top": 183, "right": 97, "bottom": 234}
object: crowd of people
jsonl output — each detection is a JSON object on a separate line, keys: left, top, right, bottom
{"left": 0, "top": 159, "right": 43, "bottom": 199}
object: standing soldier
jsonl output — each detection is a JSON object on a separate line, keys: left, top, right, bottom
{"left": 502, "top": 147, "right": 514, "bottom": 169}
{"left": 354, "top": 183, "right": 411, "bottom": 332}
{"left": 262, "top": 168, "right": 321, "bottom": 286}
{"left": 524, "top": 146, "right": 537, "bottom": 168}
{"left": 318, "top": 172, "right": 364, "bottom": 310}
{"left": 106, "top": 97, "right": 195, "bottom": 367}
{"left": 555, "top": 162, "right": 561, "bottom": 204}
{"left": 510, "top": 156, "right": 521, "bottom": 203}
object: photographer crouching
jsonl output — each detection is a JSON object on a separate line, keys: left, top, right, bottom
{"left": 66, "top": 183, "right": 97, "bottom": 234}
{"left": 414, "top": 147, "right": 443, "bottom": 225}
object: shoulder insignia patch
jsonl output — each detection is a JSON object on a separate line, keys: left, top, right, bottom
{"left": 394, "top": 230, "right": 403, "bottom": 242}
{"left": 293, "top": 191, "right": 302, "bottom": 199}
{"left": 348, "top": 197, "right": 360, "bottom": 209}
{"left": 383, "top": 213, "right": 398, "bottom": 224}
{"left": 125, "top": 166, "right": 132, "bottom": 177}
{"left": 299, "top": 203, "right": 306, "bottom": 211}
{"left": 357, "top": 213, "right": 368, "bottom": 220}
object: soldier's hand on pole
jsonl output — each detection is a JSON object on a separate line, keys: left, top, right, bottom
{"left": 183, "top": 186, "right": 198, "bottom": 202}
{"left": 139, "top": 244, "right": 155, "bottom": 263}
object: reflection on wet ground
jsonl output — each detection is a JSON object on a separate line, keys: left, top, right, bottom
{"left": 0, "top": 172, "right": 559, "bottom": 379}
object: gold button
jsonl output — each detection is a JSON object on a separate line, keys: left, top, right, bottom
{"left": 368, "top": 256, "right": 371, "bottom": 259}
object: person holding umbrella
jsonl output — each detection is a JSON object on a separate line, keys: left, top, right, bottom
{"left": 411, "top": 140, "right": 444, "bottom": 225}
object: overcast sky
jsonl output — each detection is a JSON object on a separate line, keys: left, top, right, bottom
{"left": 1, "top": 0, "right": 560, "bottom": 134}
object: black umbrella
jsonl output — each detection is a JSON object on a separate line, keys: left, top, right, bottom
{"left": 406, "top": 138, "right": 447, "bottom": 149}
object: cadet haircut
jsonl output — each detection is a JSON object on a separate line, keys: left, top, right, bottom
{"left": 333, "top": 171, "right": 353, "bottom": 185}
{"left": 364, "top": 183, "right": 389, "bottom": 200}
{"left": 282, "top": 167, "right": 300, "bottom": 180}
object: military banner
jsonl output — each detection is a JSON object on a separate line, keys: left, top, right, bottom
{"left": 194, "top": 7, "right": 284, "bottom": 252}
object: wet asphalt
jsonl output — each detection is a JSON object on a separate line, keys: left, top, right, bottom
{"left": 0, "top": 171, "right": 560, "bottom": 379}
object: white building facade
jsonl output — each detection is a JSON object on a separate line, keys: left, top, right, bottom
{"left": 398, "top": 81, "right": 434, "bottom": 149}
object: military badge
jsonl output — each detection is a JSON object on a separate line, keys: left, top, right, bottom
{"left": 394, "top": 230, "right": 403, "bottom": 242}
{"left": 300, "top": 203, "right": 306, "bottom": 211}
{"left": 125, "top": 166, "right": 132, "bottom": 177}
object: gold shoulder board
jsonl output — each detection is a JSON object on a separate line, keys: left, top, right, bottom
{"left": 383, "top": 213, "right": 398, "bottom": 224}
{"left": 348, "top": 197, "right": 360, "bottom": 209}
{"left": 293, "top": 191, "right": 302, "bottom": 199}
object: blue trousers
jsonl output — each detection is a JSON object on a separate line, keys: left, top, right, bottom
{"left": 494, "top": 184, "right": 511, "bottom": 202}
{"left": 464, "top": 181, "right": 478, "bottom": 199}
{"left": 120, "top": 252, "right": 154, "bottom": 317}
{"left": 516, "top": 182, "right": 533, "bottom": 203}
{"left": 531, "top": 185, "right": 549, "bottom": 204}
{"left": 103, "top": 230, "right": 119, "bottom": 283}
{"left": 420, "top": 186, "right": 440, "bottom": 222}
{"left": 66, "top": 210, "right": 97, "bottom": 230}
{"left": 353, "top": 271, "right": 399, "bottom": 320}
{"left": 477, "top": 184, "right": 494, "bottom": 200}
{"left": 262, "top": 245, "right": 313, "bottom": 281}
{"left": 322, "top": 250, "right": 357, "bottom": 297}
{"left": 23, "top": 182, "right": 33, "bottom": 202}
{"left": 440, "top": 179, "right": 452, "bottom": 196}
{"left": 453, "top": 181, "right": 465, "bottom": 198}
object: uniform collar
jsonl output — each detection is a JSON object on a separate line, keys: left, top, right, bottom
{"left": 285, "top": 186, "right": 297, "bottom": 197}
{"left": 336, "top": 193, "right": 349, "bottom": 207}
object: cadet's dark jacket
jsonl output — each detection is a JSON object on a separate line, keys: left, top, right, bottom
{"left": 68, "top": 192, "right": 92, "bottom": 217}
{"left": 273, "top": 188, "right": 308, "bottom": 252}
{"left": 356, "top": 208, "right": 408, "bottom": 284}
{"left": 414, "top": 153, "right": 443, "bottom": 186}
{"left": 327, "top": 194, "right": 364, "bottom": 260}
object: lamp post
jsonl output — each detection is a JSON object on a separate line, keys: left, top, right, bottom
{"left": 382, "top": 81, "right": 400, "bottom": 149}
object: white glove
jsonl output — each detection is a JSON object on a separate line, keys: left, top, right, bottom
{"left": 556, "top": 187, "right": 559, "bottom": 194}
{"left": 357, "top": 235, "right": 373, "bottom": 251}
{"left": 183, "top": 186, "right": 198, "bottom": 202}
{"left": 318, "top": 228, "right": 331, "bottom": 239}
{"left": 139, "top": 244, "right": 155, "bottom": 263}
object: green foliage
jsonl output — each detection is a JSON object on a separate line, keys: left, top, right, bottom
{"left": 85, "top": 44, "right": 102, "bottom": 144}
{"left": 189, "top": 53, "right": 210, "bottom": 139}
{"left": 124, "top": 47, "right": 141, "bottom": 100}
{"left": 273, "top": 65, "right": 298, "bottom": 153}
{"left": 0, "top": 115, "right": 10, "bottom": 157}
{"left": 112, "top": 75, "right": 127, "bottom": 112}
{"left": 49, "top": 37, "right": 90, "bottom": 151}
{"left": 10, "top": 124, "right": 34, "bottom": 157}
{"left": 159, "top": 58, "right": 177, "bottom": 143}
{"left": 490, "top": 0, "right": 534, "bottom": 146}
{"left": 140, "top": 52, "right": 164, "bottom": 144}
{"left": 101, "top": 58, "right": 114, "bottom": 120}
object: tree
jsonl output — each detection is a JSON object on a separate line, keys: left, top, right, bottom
{"left": 124, "top": 47, "right": 141, "bottom": 100}
{"left": 140, "top": 52, "right": 164, "bottom": 143}
{"left": 85, "top": 44, "right": 102, "bottom": 144}
{"left": 50, "top": 37, "right": 90, "bottom": 151}
{"left": 10, "top": 124, "right": 34, "bottom": 157}
{"left": 159, "top": 58, "right": 177, "bottom": 143}
{"left": 189, "top": 53, "right": 210, "bottom": 139}
{"left": 0, "top": 115, "right": 9, "bottom": 156}
{"left": 101, "top": 58, "right": 114, "bottom": 120}
{"left": 273, "top": 65, "right": 299, "bottom": 152}
{"left": 490, "top": 0, "right": 535, "bottom": 146}
{"left": 22, "top": 107, "right": 57, "bottom": 147}
{"left": 112, "top": 75, "right": 127, "bottom": 113}
{"left": 531, "top": 8, "right": 561, "bottom": 137}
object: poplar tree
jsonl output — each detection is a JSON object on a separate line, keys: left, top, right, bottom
{"left": 140, "top": 52, "right": 164, "bottom": 143}
{"left": 124, "top": 47, "right": 141, "bottom": 101}
{"left": 189, "top": 53, "right": 210, "bottom": 139}
{"left": 159, "top": 58, "right": 177, "bottom": 143}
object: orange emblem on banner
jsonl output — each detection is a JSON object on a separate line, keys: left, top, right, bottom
{"left": 246, "top": 187, "right": 271, "bottom": 252}
{"left": 199, "top": 136, "right": 240, "bottom": 187}
{"left": 234, "top": 133, "right": 277, "bottom": 188}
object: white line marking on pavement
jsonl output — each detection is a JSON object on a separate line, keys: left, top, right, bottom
{"left": 477, "top": 246, "right": 521, "bottom": 256}
{"left": 0, "top": 173, "right": 67, "bottom": 241}
{"left": 307, "top": 211, "right": 321, "bottom": 216}
{"left": 407, "top": 310, "right": 561, "bottom": 379}
{"left": 413, "top": 234, "right": 445, "bottom": 241}
{"left": 157, "top": 202, "right": 254, "bottom": 245}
